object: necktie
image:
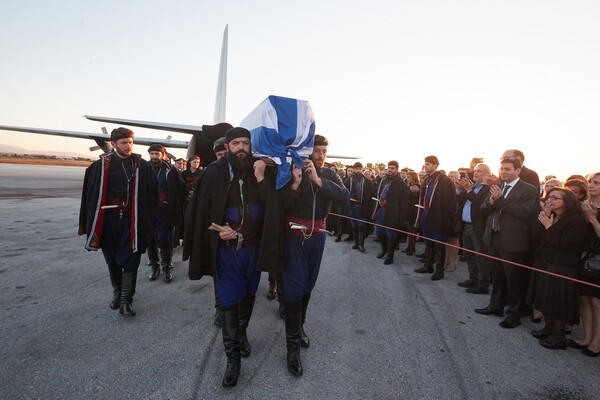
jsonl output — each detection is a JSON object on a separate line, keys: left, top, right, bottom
{"left": 492, "top": 184, "right": 512, "bottom": 231}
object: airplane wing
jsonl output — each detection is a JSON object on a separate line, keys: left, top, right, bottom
{"left": 83, "top": 115, "right": 202, "bottom": 135}
{"left": 0, "top": 125, "right": 189, "bottom": 153}
{"left": 327, "top": 154, "right": 361, "bottom": 160}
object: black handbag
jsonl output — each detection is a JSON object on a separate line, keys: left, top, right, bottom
{"left": 582, "top": 251, "right": 600, "bottom": 279}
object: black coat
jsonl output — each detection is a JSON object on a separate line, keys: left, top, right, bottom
{"left": 184, "top": 156, "right": 282, "bottom": 280}
{"left": 417, "top": 171, "right": 456, "bottom": 234}
{"left": 380, "top": 175, "right": 410, "bottom": 230}
{"left": 535, "top": 213, "right": 587, "bottom": 268}
{"left": 481, "top": 179, "right": 538, "bottom": 252}
{"left": 78, "top": 152, "right": 157, "bottom": 253}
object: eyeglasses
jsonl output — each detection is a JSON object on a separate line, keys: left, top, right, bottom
{"left": 546, "top": 195, "right": 563, "bottom": 201}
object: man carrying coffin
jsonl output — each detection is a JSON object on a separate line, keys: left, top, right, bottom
{"left": 279, "top": 134, "right": 350, "bottom": 376}
{"left": 184, "top": 127, "right": 281, "bottom": 388}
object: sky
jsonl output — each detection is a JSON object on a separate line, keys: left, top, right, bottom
{"left": 1, "top": 0, "right": 599, "bottom": 182}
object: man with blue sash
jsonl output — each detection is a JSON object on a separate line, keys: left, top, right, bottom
{"left": 279, "top": 134, "right": 350, "bottom": 376}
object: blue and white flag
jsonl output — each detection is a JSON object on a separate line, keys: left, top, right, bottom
{"left": 240, "top": 95, "right": 315, "bottom": 189}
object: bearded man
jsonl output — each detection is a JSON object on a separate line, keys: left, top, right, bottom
{"left": 78, "top": 128, "right": 157, "bottom": 316}
{"left": 184, "top": 127, "right": 281, "bottom": 388}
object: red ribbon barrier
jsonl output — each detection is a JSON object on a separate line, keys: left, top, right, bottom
{"left": 329, "top": 212, "right": 600, "bottom": 290}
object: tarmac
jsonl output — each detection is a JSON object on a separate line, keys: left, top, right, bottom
{"left": 1, "top": 163, "right": 599, "bottom": 400}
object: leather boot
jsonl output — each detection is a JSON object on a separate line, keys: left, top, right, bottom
{"left": 357, "top": 229, "right": 366, "bottom": 253}
{"left": 221, "top": 306, "right": 241, "bottom": 387}
{"left": 384, "top": 238, "right": 398, "bottom": 265}
{"left": 267, "top": 273, "right": 277, "bottom": 300}
{"left": 414, "top": 246, "right": 434, "bottom": 273}
{"left": 214, "top": 280, "right": 222, "bottom": 327}
{"left": 377, "top": 236, "right": 388, "bottom": 259}
{"left": 285, "top": 301, "right": 303, "bottom": 376}
{"left": 300, "top": 293, "right": 311, "bottom": 348}
{"left": 160, "top": 245, "right": 173, "bottom": 283}
{"left": 108, "top": 266, "right": 122, "bottom": 310}
{"left": 404, "top": 235, "right": 416, "bottom": 255}
{"left": 238, "top": 295, "right": 255, "bottom": 358}
{"left": 119, "top": 271, "right": 136, "bottom": 316}
{"left": 431, "top": 247, "right": 445, "bottom": 281}
{"left": 351, "top": 227, "right": 359, "bottom": 249}
{"left": 148, "top": 244, "right": 160, "bottom": 281}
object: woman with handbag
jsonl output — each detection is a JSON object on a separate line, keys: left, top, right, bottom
{"left": 531, "top": 188, "right": 587, "bottom": 349}
{"left": 571, "top": 172, "right": 600, "bottom": 356}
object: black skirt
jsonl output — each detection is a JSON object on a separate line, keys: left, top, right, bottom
{"left": 534, "top": 260, "right": 579, "bottom": 325}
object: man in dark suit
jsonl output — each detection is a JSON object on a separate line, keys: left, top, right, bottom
{"left": 475, "top": 156, "right": 538, "bottom": 328}
{"left": 456, "top": 163, "right": 492, "bottom": 294}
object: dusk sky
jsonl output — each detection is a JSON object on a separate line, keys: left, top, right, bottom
{"left": 1, "top": 1, "right": 599, "bottom": 181}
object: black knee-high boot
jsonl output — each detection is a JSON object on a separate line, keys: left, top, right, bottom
{"left": 160, "top": 245, "right": 173, "bottom": 283}
{"left": 377, "top": 236, "right": 388, "bottom": 259}
{"left": 351, "top": 227, "right": 359, "bottom": 249}
{"left": 238, "top": 295, "right": 255, "bottom": 357}
{"left": 415, "top": 245, "right": 434, "bottom": 272}
{"left": 385, "top": 238, "right": 399, "bottom": 265}
{"left": 431, "top": 247, "right": 445, "bottom": 280}
{"left": 119, "top": 271, "right": 136, "bottom": 316}
{"left": 300, "top": 293, "right": 311, "bottom": 348}
{"left": 285, "top": 300, "right": 303, "bottom": 376}
{"left": 148, "top": 244, "right": 160, "bottom": 281}
{"left": 357, "top": 228, "right": 366, "bottom": 253}
{"left": 108, "top": 266, "right": 122, "bottom": 310}
{"left": 221, "top": 305, "right": 241, "bottom": 387}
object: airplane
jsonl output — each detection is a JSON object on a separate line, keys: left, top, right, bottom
{"left": 0, "top": 25, "right": 358, "bottom": 166}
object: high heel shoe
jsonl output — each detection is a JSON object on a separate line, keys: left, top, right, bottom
{"left": 582, "top": 347, "right": 600, "bottom": 357}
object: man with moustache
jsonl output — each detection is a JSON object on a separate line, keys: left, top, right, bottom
{"left": 279, "top": 134, "right": 350, "bottom": 376}
{"left": 475, "top": 156, "right": 538, "bottom": 329}
{"left": 184, "top": 127, "right": 280, "bottom": 388}
{"left": 146, "top": 144, "right": 185, "bottom": 283}
{"left": 374, "top": 161, "right": 409, "bottom": 265}
{"left": 79, "top": 127, "right": 157, "bottom": 317}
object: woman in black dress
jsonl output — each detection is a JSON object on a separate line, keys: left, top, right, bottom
{"left": 531, "top": 188, "right": 587, "bottom": 349}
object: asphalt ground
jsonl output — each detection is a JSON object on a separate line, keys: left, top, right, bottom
{"left": 1, "top": 164, "right": 599, "bottom": 400}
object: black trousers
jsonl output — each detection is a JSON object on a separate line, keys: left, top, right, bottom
{"left": 487, "top": 232, "right": 530, "bottom": 318}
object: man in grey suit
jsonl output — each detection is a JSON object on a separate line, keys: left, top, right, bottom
{"left": 475, "top": 156, "right": 538, "bottom": 329}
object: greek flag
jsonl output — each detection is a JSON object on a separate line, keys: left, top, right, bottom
{"left": 240, "top": 95, "right": 315, "bottom": 189}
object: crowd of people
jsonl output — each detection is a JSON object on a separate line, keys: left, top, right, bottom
{"left": 326, "top": 151, "right": 600, "bottom": 358}
{"left": 78, "top": 129, "right": 600, "bottom": 389}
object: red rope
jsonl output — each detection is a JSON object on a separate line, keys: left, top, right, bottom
{"left": 329, "top": 212, "right": 600, "bottom": 290}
